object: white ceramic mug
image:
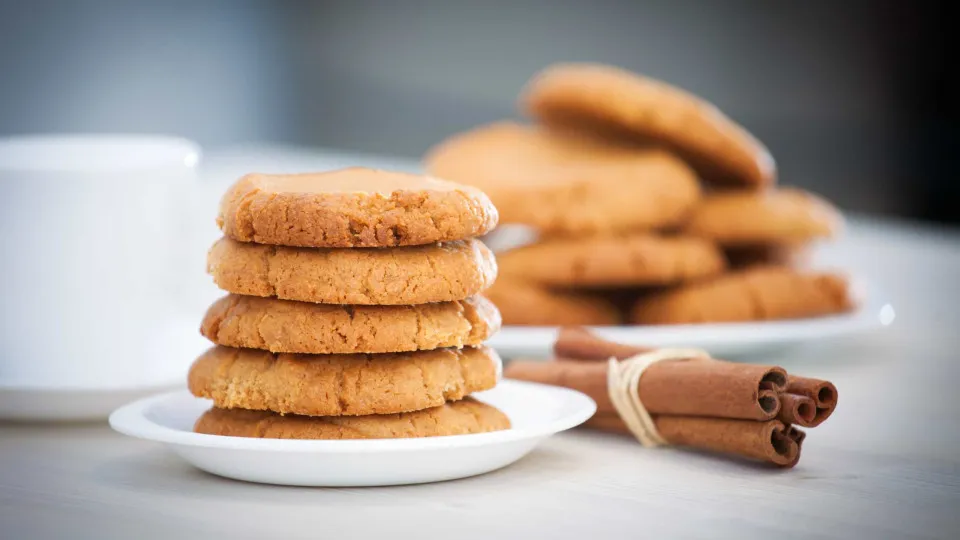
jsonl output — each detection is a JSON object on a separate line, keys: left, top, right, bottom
{"left": 0, "top": 135, "right": 204, "bottom": 388}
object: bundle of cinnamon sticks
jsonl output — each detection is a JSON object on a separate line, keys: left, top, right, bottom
{"left": 504, "top": 327, "right": 838, "bottom": 467}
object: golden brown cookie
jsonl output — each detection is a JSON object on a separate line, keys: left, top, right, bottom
{"left": 483, "top": 278, "right": 621, "bottom": 326}
{"left": 724, "top": 244, "right": 811, "bottom": 269}
{"left": 188, "top": 345, "right": 501, "bottom": 417}
{"left": 217, "top": 167, "right": 498, "bottom": 248}
{"left": 424, "top": 122, "right": 700, "bottom": 235}
{"left": 684, "top": 188, "right": 842, "bottom": 246}
{"left": 200, "top": 294, "right": 500, "bottom": 354}
{"left": 497, "top": 233, "right": 726, "bottom": 288}
{"left": 195, "top": 398, "right": 510, "bottom": 439}
{"left": 630, "top": 266, "right": 854, "bottom": 324}
{"left": 520, "top": 63, "right": 775, "bottom": 187}
{"left": 207, "top": 236, "right": 496, "bottom": 305}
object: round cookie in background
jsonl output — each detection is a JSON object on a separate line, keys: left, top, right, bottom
{"left": 496, "top": 233, "right": 726, "bottom": 288}
{"left": 724, "top": 244, "right": 811, "bottom": 269}
{"left": 424, "top": 121, "right": 700, "bottom": 236}
{"left": 483, "top": 278, "right": 621, "bottom": 326}
{"left": 630, "top": 266, "right": 855, "bottom": 325}
{"left": 684, "top": 188, "right": 842, "bottom": 246}
{"left": 200, "top": 294, "right": 501, "bottom": 355}
{"left": 217, "top": 167, "right": 498, "bottom": 248}
{"left": 188, "top": 345, "right": 501, "bottom": 417}
{"left": 194, "top": 397, "right": 510, "bottom": 440}
{"left": 207, "top": 237, "right": 497, "bottom": 305}
{"left": 520, "top": 63, "right": 776, "bottom": 188}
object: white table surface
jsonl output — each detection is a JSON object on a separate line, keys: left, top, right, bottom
{"left": 3, "top": 148, "right": 960, "bottom": 539}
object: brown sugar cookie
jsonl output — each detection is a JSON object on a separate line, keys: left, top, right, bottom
{"left": 497, "top": 233, "right": 726, "bottom": 288}
{"left": 200, "top": 294, "right": 500, "bottom": 354}
{"left": 483, "top": 278, "right": 621, "bottom": 326}
{"left": 724, "top": 244, "right": 811, "bottom": 269}
{"left": 423, "top": 121, "right": 700, "bottom": 235}
{"left": 217, "top": 167, "right": 498, "bottom": 248}
{"left": 520, "top": 63, "right": 775, "bottom": 187}
{"left": 194, "top": 398, "right": 510, "bottom": 440}
{"left": 684, "top": 188, "right": 842, "bottom": 246}
{"left": 188, "top": 345, "right": 501, "bottom": 417}
{"left": 207, "top": 236, "right": 496, "bottom": 305}
{"left": 630, "top": 266, "right": 855, "bottom": 325}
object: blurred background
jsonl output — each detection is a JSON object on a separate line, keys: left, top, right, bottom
{"left": 0, "top": 0, "right": 954, "bottom": 223}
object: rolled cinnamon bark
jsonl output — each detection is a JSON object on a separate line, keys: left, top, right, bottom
{"left": 551, "top": 327, "right": 840, "bottom": 426}
{"left": 506, "top": 360, "right": 611, "bottom": 409}
{"left": 584, "top": 412, "right": 803, "bottom": 467}
{"left": 554, "top": 327, "right": 653, "bottom": 361}
{"left": 784, "top": 424, "right": 807, "bottom": 447}
{"left": 505, "top": 357, "right": 788, "bottom": 421}
{"left": 786, "top": 376, "right": 838, "bottom": 427}
{"left": 777, "top": 393, "right": 816, "bottom": 426}
{"left": 583, "top": 412, "right": 629, "bottom": 433}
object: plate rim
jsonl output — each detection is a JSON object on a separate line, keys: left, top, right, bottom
{"left": 108, "top": 379, "right": 597, "bottom": 454}
{"left": 488, "top": 289, "right": 892, "bottom": 351}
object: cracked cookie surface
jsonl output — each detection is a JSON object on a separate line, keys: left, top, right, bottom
{"left": 497, "top": 233, "right": 725, "bottom": 288}
{"left": 188, "top": 345, "right": 501, "bottom": 417}
{"left": 217, "top": 167, "right": 498, "bottom": 248}
{"left": 630, "top": 266, "right": 855, "bottom": 324}
{"left": 194, "top": 397, "right": 510, "bottom": 439}
{"left": 200, "top": 294, "right": 501, "bottom": 354}
{"left": 207, "top": 237, "right": 496, "bottom": 305}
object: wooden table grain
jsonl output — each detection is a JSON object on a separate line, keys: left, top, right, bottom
{"left": 2, "top": 150, "right": 958, "bottom": 539}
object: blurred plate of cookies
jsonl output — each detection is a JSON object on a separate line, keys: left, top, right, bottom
{"left": 486, "top": 281, "right": 889, "bottom": 359}
{"left": 424, "top": 63, "right": 892, "bottom": 359}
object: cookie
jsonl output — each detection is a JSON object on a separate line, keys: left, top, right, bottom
{"left": 195, "top": 398, "right": 510, "bottom": 440}
{"left": 200, "top": 294, "right": 500, "bottom": 354}
{"left": 424, "top": 122, "right": 700, "bottom": 235}
{"left": 188, "top": 345, "right": 501, "bottom": 417}
{"left": 520, "top": 63, "right": 775, "bottom": 187}
{"left": 724, "top": 244, "right": 811, "bottom": 269}
{"left": 497, "top": 233, "right": 726, "bottom": 288}
{"left": 684, "top": 188, "right": 842, "bottom": 246}
{"left": 217, "top": 167, "right": 498, "bottom": 248}
{"left": 630, "top": 266, "right": 854, "bottom": 324}
{"left": 207, "top": 236, "right": 496, "bottom": 305}
{"left": 483, "top": 278, "right": 621, "bottom": 326}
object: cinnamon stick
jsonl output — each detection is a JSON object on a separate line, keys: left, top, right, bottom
{"left": 585, "top": 412, "right": 803, "bottom": 467}
{"left": 784, "top": 424, "right": 807, "bottom": 447}
{"left": 786, "top": 376, "right": 838, "bottom": 427}
{"left": 505, "top": 357, "right": 787, "bottom": 421}
{"left": 549, "top": 327, "right": 833, "bottom": 426}
{"left": 554, "top": 326, "right": 652, "bottom": 361}
{"left": 777, "top": 393, "right": 816, "bottom": 426}
{"left": 527, "top": 327, "right": 837, "bottom": 467}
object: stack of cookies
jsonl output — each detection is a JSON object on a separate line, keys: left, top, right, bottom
{"left": 425, "top": 63, "right": 854, "bottom": 326}
{"left": 188, "top": 168, "right": 511, "bottom": 439}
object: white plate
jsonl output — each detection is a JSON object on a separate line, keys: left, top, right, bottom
{"left": 108, "top": 380, "right": 596, "bottom": 487}
{"left": 489, "top": 293, "right": 895, "bottom": 359}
